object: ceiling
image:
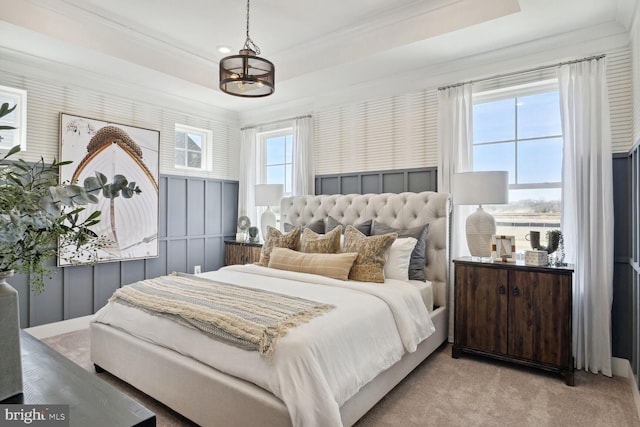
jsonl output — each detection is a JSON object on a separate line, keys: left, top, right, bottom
{"left": 0, "top": 0, "right": 636, "bottom": 115}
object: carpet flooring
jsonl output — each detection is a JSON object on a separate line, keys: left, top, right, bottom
{"left": 41, "top": 329, "right": 640, "bottom": 427}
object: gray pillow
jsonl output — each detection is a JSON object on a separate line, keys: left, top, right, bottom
{"left": 371, "top": 221, "right": 429, "bottom": 281}
{"left": 326, "top": 216, "right": 372, "bottom": 236}
{"left": 283, "top": 219, "right": 325, "bottom": 234}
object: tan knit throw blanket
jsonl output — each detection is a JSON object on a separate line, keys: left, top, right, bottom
{"left": 109, "top": 273, "right": 335, "bottom": 359}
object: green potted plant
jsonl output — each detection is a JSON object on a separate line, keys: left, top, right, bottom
{"left": 0, "top": 102, "right": 141, "bottom": 401}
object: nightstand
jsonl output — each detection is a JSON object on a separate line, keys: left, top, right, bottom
{"left": 224, "top": 240, "right": 263, "bottom": 266}
{"left": 452, "top": 257, "right": 574, "bottom": 385}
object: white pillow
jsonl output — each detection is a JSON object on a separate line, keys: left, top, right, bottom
{"left": 384, "top": 237, "right": 418, "bottom": 281}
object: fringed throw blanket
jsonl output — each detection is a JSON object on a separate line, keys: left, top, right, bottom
{"left": 109, "top": 273, "right": 335, "bottom": 359}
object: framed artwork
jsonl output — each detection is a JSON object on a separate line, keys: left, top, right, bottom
{"left": 0, "top": 85, "right": 27, "bottom": 151}
{"left": 59, "top": 113, "right": 160, "bottom": 265}
{"left": 491, "top": 235, "right": 516, "bottom": 262}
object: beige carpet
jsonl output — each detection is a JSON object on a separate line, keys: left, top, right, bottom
{"left": 41, "top": 329, "right": 640, "bottom": 427}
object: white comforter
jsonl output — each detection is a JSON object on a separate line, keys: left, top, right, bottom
{"left": 92, "top": 264, "right": 434, "bottom": 427}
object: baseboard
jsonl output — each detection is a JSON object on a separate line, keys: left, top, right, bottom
{"left": 24, "top": 315, "right": 92, "bottom": 339}
{"left": 612, "top": 356, "right": 640, "bottom": 422}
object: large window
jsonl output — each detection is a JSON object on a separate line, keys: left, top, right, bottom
{"left": 258, "top": 128, "right": 293, "bottom": 227}
{"left": 473, "top": 81, "right": 562, "bottom": 251}
{"left": 259, "top": 129, "right": 293, "bottom": 193}
{"left": 175, "top": 124, "right": 212, "bottom": 170}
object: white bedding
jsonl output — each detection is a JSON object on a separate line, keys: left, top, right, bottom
{"left": 91, "top": 264, "right": 434, "bottom": 427}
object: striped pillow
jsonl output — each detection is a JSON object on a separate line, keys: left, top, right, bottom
{"left": 268, "top": 248, "right": 359, "bottom": 281}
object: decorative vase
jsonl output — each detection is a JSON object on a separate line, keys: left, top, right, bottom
{"left": 0, "top": 270, "right": 23, "bottom": 401}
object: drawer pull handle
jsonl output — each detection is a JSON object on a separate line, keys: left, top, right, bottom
{"left": 512, "top": 286, "right": 520, "bottom": 296}
{"left": 498, "top": 284, "right": 506, "bottom": 294}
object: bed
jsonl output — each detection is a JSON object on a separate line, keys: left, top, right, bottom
{"left": 90, "top": 191, "right": 450, "bottom": 427}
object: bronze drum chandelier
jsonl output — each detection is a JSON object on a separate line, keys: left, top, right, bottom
{"left": 219, "top": 0, "right": 275, "bottom": 97}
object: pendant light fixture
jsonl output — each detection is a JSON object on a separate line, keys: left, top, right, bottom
{"left": 219, "top": 0, "right": 275, "bottom": 97}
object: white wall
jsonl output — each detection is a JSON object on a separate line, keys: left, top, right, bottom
{"left": 0, "top": 49, "right": 240, "bottom": 181}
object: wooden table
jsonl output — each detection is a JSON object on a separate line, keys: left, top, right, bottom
{"left": 2, "top": 331, "right": 155, "bottom": 426}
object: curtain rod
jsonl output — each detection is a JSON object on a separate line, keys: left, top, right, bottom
{"left": 438, "top": 54, "right": 606, "bottom": 91}
{"left": 241, "top": 114, "right": 312, "bottom": 131}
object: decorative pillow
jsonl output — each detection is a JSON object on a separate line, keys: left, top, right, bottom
{"left": 342, "top": 225, "right": 397, "bottom": 283}
{"left": 283, "top": 219, "right": 325, "bottom": 234}
{"left": 300, "top": 226, "right": 342, "bottom": 254}
{"left": 268, "top": 248, "right": 359, "bottom": 281}
{"left": 371, "top": 221, "right": 429, "bottom": 281}
{"left": 326, "top": 216, "right": 372, "bottom": 236}
{"left": 257, "top": 225, "right": 301, "bottom": 267}
{"left": 384, "top": 237, "right": 418, "bottom": 281}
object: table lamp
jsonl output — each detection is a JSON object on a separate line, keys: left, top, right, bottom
{"left": 255, "top": 183, "right": 284, "bottom": 240}
{"left": 452, "top": 171, "right": 509, "bottom": 258}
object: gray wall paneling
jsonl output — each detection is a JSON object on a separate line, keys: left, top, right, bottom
{"left": 15, "top": 174, "right": 238, "bottom": 328}
{"left": 315, "top": 167, "right": 438, "bottom": 195}
{"left": 613, "top": 154, "right": 631, "bottom": 361}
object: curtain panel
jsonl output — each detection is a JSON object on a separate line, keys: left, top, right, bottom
{"left": 239, "top": 127, "right": 258, "bottom": 226}
{"left": 437, "top": 83, "right": 473, "bottom": 341}
{"left": 558, "top": 58, "right": 614, "bottom": 376}
{"left": 293, "top": 116, "right": 315, "bottom": 196}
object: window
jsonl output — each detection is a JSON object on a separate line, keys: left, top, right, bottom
{"left": 259, "top": 129, "right": 293, "bottom": 194}
{"left": 258, "top": 128, "right": 293, "bottom": 227}
{"left": 473, "top": 81, "right": 562, "bottom": 251}
{"left": 175, "top": 124, "right": 211, "bottom": 170}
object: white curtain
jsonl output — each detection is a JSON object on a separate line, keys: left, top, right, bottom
{"left": 558, "top": 58, "right": 614, "bottom": 376}
{"left": 238, "top": 127, "right": 258, "bottom": 226}
{"left": 292, "top": 116, "right": 314, "bottom": 196}
{"left": 437, "top": 83, "right": 473, "bottom": 341}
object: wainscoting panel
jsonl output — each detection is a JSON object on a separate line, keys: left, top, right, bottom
{"left": 13, "top": 175, "right": 238, "bottom": 328}
{"left": 315, "top": 167, "right": 438, "bottom": 195}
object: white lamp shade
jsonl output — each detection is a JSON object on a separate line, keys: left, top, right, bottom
{"left": 452, "top": 171, "right": 509, "bottom": 206}
{"left": 255, "top": 184, "right": 284, "bottom": 207}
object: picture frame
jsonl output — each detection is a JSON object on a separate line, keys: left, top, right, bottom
{"left": 0, "top": 85, "right": 27, "bottom": 151}
{"left": 491, "top": 235, "right": 516, "bottom": 262}
{"left": 58, "top": 113, "right": 160, "bottom": 265}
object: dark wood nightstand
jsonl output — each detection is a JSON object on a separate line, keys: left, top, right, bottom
{"left": 452, "top": 257, "right": 574, "bottom": 385}
{"left": 224, "top": 240, "right": 263, "bottom": 266}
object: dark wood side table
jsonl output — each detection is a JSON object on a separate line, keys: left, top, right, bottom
{"left": 224, "top": 240, "right": 263, "bottom": 266}
{"left": 452, "top": 257, "right": 575, "bottom": 385}
{"left": 2, "top": 331, "right": 155, "bottom": 426}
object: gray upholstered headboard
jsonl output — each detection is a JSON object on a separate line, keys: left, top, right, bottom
{"left": 280, "top": 192, "right": 450, "bottom": 308}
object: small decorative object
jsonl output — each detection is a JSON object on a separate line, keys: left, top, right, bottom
{"left": 248, "top": 226, "right": 259, "bottom": 243}
{"left": 526, "top": 229, "right": 561, "bottom": 254}
{"left": 237, "top": 215, "right": 251, "bottom": 242}
{"left": 525, "top": 249, "right": 548, "bottom": 266}
{"left": 491, "top": 235, "right": 516, "bottom": 262}
{"left": 549, "top": 233, "right": 567, "bottom": 267}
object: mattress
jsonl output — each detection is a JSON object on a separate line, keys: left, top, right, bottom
{"left": 91, "top": 264, "right": 434, "bottom": 427}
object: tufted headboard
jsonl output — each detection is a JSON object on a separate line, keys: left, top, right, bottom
{"left": 280, "top": 192, "right": 450, "bottom": 308}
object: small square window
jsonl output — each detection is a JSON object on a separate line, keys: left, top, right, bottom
{"left": 175, "top": 124, "right": 211, "bottom": 171}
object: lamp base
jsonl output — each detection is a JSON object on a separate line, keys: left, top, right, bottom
{"left": 260, "top": 208, "right": 276, "bottom": 240}
{"left": 466, "top": 206, "right": 496, "bottom": 258}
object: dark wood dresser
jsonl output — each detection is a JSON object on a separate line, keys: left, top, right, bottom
{"left": 452, "top": 257, "right": 574, "bottom": 385}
